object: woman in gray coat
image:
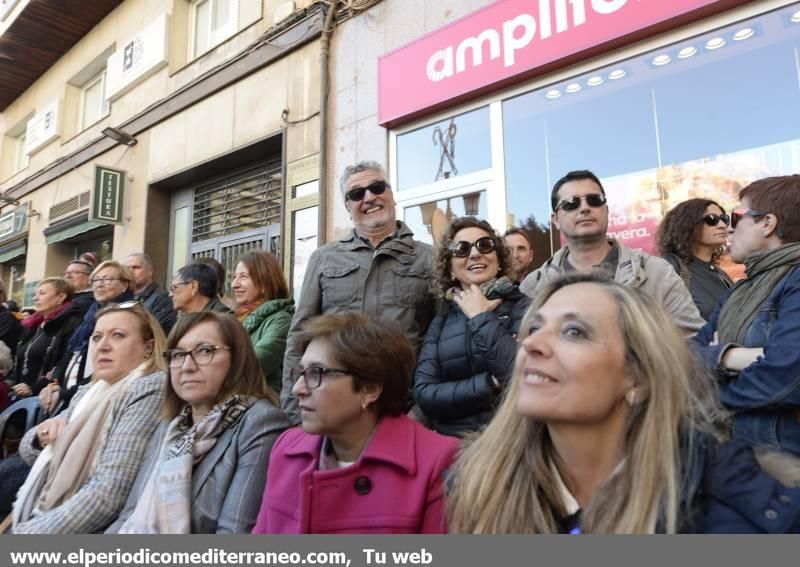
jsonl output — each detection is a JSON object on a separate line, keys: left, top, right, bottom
{"left": 108, "top": 312, "right": 289, "bottom": 534}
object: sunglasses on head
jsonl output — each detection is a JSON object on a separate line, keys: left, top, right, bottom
{"left": 449, "top": 236, "right": 497, "bottom": 258}
{"left": 554, "top": 193, "right": 607, "bottom": 212}
{"left": 702, "top": 213, "right": 730, "bottom": 227}
{"left": 345, "top": 180, "right": 390, "bottom": 202}
{"left": 730, "top": 208, "right": 765, "bottom": 229}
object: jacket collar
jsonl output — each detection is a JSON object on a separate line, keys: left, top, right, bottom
{"left": 135, "top": 281, "right": 160, "bottom": 301}
{"left": 282, "top": 415, "right": 418, "bottom": 474}
{"left": 337, "top": 221, "right": 417, "bottom": 255}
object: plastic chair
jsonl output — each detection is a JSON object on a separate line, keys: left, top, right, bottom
{"left": 0, "top": 397, "right": 44, "bottom": 459}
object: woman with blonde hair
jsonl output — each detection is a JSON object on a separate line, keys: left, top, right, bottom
{"left": 447, "top": 273, "right": 800, "bottom": 534}
{"left": 12, "top": 302, "right": 167, "bottom": 533}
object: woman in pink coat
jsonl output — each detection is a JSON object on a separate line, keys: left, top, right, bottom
{"left": 252, "top": 313, "right": 459, "bottom": 534}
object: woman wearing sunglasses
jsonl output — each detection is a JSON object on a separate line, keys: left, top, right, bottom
{"left": 108, "top": 312, "right": 289, "bottom": 533}
{"left": 656, "top": 198, "right": 734, "bottom": 320}
{"left": 448, "top": 273, "right": 800, "bottom": 533}
{"left": 253, "top": 312, "right": 458, "bottom": 534}
{"left": 692, "top": 175, "right": 800, "bottom": 456}
{"left": 12, "top": 303, "right": 166, "bottom": 533}
{"left": 413, "top": 217, "right": 531, "bottom": 437}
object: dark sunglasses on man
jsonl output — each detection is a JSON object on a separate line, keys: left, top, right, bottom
{"left": 449, "top": 236, "right": 497, "bottom": 258}
{"left": 346, "top": 180, "right": 390, "bottom": 202}
{"left": 554, "top": 193, "right": 607, "bottom": 212}
{"left": 702, "top": 213, "right": 730, "bottom": 227}
{"left": 730, "top": 208, "right": 765, "bottom": 229}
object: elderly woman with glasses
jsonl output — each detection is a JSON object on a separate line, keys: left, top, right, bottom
{"left": 107, "top": 312, "right": 289, "bottom": 533}
{"left": 252, "top": 312, "right": 459, "bottom": 534}
{"left": 48, "top": 261, "right": 135, "bottom": 411}
{"left": 693, "top": 175, "right": 800, "bottom": 456}
{"left": 170, "top": 262, "right": 232, "bottom": 316}
{"left": 657, "top": 198, "right": 734, "bottom": 320}
{"left": 12, "top": 303, "right": 167, "bottom": 533}
{"left": 413, "top": 217, "right": 531, "bottom": 437}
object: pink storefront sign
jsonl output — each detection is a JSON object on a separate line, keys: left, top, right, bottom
{"left": 378, "top": 0, "right": 750, "bottom": 126}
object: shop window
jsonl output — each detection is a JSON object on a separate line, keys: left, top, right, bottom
{"left": 190, "top": 0, "right": 238, "bottom": 59}
{"left": 396, "top": 106, "right": 492, "bottom": 191}
{"left": 403, "top": 191, "right": 488, "bottom": 246}
{"left": 79, "top": 71, "right": 110, "bottom": 131}
{"left": 502, "top": 3, "right": 800, "bottom": 260}
{"left": 290, "top": 205, "right": 318, "bottom": 302}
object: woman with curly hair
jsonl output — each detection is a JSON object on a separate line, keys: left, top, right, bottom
{"left": 657, "top": 198, "right": 733, "bottom": 319}
{"left": 413, "top": 217, "right": 531, "bottom": 437}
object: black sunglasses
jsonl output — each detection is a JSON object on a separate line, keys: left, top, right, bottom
{"left": 346, "top": 180, "right": 390, "bottom": 202}
{"left": 730, "top": 208, "right": 765, "bottom": 229}
{"left": 554, "top": 193, "right": 607, "bottom": 212}
{"left": 702, "top": 213, "right": 730, "bottom": 227}
{"left": 449, "top": 236, "right": 497, "bottom": 258}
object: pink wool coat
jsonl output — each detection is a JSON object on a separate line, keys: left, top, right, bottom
{"left": 252, "top": 415, "right": 459, "bottom": 534}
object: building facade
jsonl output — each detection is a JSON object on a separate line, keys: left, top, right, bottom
{"left": 0, "top": 0, "right": 325, "bottom": 306}
{"left": 327, "top": 0, "right": 800, "bottom": 272}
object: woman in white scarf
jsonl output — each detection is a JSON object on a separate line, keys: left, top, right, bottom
{"left": 12, "top": 302, "right": 167, "bottom": 533}
{"left": 107, "top": 311, "right": 289, "bottom": 534}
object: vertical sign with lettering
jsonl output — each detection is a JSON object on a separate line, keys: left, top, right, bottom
{"left": 91, "top": 166, "right": 126, "bottom": 224}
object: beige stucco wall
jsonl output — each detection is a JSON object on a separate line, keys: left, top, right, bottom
{"left": 326, "top": 0, "right": 496, "bottom": 240}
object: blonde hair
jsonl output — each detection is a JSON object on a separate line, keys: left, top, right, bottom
{"left": 91, "top": 260, "right": 134, "bottom": 292}
{"left": 447, "top": 273, "right": 725, "bottom": 534}
{"left": 94, "top": 302, "right": 167, "bottom": 377}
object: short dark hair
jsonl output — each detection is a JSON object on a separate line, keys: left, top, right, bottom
{"left": 551, "top": 170, "right": 606, "bottom": 212}
{"left": 739, "top": 175, "right": 800, "bottom": 242}
{"left": 175, "top": 262, "right": 219, "bottom": 299}
{"left": 162, "top": 312, "right": 274, "bottom": 419}
{"left": 194, "top": 257, "right": 226, "bottom": 297}
{"left": 296, "top": 313, "right": 414, "bottom": 417}
{"left": 237, "top": 250, "right": 289, "bottom": 302}
{"left": 503, "top": 227, "right": 533, "bottom": 248}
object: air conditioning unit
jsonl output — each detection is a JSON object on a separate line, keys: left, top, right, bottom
{"left": 48, "top": 191, "right": 90, "bottom": 224}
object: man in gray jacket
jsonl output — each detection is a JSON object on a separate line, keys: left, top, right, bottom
{"left": 280, "top": 161, "right": 435, "bottom": 423}
{"left": 520, "top": 170, "right": 705, "bottom": 335}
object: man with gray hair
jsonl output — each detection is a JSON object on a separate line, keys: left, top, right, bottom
{"left": 124, "top": 252, "right": 177, "bottom": 334}
{"left": 280, "top": 161, "right": 435, "bottom": 423}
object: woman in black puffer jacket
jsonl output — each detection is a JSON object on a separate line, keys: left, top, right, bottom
{"left": 413, "top": 217, "right": 531, "bottom": 437}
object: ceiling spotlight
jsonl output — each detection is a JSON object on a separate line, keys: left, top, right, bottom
{"left": 677, "top": 46, "right": 697, "bottom": 59}
{"left": 587, "top": 76, "right": 604, "bottom": 87}
{"left": 608, "top": 69, "right": 626, "bottom": 80}
{"left": 545, "top": 89, "right": 562, "bottom": 99}
{"left": 791, "top": 9, "right": 800, "bottom": 23}
{"left": 566, "top": 83, "right": 582, "bottom": 93}
{"left": 102, "top": 126, "right": 138, "bottom": 146}
{"left": 733, "top": 28, "right": 754, "bottom": 41}
{"left": 705, "top": 37, "right": 726, "bottom": 50}
{"left": 652, "top": 54, "right": 672, "bottom": 66}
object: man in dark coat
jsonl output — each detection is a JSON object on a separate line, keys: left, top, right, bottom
{"left": 124, "top": 253, "right": 177, "bottom": 335}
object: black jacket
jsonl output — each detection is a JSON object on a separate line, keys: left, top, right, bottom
{"left": 0, "top": 305, "right": 22, "bottom": 356}
{"left": 71, "top": 290, "right": 96, "bottom": 318}
{"left": 8, "top": 302, "right": 84, "bottom": 395}
{"left": 413, "top": 286, "right": 531, "bottom": 437}
{"left": 136, "top": 282, "right": 177, "bottom": 336}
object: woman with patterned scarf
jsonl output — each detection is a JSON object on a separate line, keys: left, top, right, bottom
{"left": 12, "top": 302, "right": 167, "bottom": 533}
{"left": 108, "top": 311, "right": 290, "bottom": 534}
{"left": 231, "top": 250, "right": 295, "bottom": 394}
{"left": 693, "top": 175, "right": 800, "bottom": 456}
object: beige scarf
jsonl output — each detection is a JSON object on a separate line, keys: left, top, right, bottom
{"left": 13, "top": 369, "right": 139, "bottom": 525}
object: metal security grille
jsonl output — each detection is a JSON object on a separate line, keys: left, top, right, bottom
{"left": 191, "top": 160, "right": 282, "bottom": 243}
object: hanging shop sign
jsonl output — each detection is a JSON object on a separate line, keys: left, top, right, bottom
{"left": 0, "top": 204, "right": 28, "bottom": 244}
{"left": 378, "top": 0, "right": 751, "bottom": 125}
{"left": 90, "top": 165, "right": 126, "bottom": 224}
{"left": 106, "top": 14, "right": 169, "bottom": 101}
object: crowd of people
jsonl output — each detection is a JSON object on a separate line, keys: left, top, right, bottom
{"left": 0, "top": 161, "right": 799, "bottom": 534}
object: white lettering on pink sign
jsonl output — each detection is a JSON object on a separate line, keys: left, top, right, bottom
{"left": 378, "top": 0, "right": 742, "bottom": 125}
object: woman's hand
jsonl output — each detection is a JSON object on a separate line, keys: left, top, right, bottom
{"left": 721, "top": 347, "right": 764, "bottom": 372}
{"left": 36, "top": 417, "right": 68, "bottom": 448}
{"left": 11, "top": 383, "right": 33, "bottom": 397}
{"left": 39, "top": 383, "right": 61, "bottom": 415}
{"left": 452, "top": 284, "right": 502, "bottom": 319}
